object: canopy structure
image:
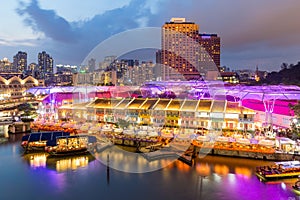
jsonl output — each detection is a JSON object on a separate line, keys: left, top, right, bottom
{"left": 258, "top": 139, "right": 275, "bottom": 147}
{"left": 27, "top": 83, "right": 300, "bottom": 130}
{"left": 224, "top": 85, "right": 300, "bottom": 129}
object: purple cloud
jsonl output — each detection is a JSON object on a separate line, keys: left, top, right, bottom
{"left": 15, "top": 0, "right": 300, "bottom": 70}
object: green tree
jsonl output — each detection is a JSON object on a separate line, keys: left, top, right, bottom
{"left": 290, "top": 101, "right": 300, "bottom": 138}
{"left": 18, "top": 103, "right": 37, "bottom": 120}
{"left": 290, "top": 101, "right": 300, "bottom": 116}
{"left": 117, "top": 118, "right": 130, "bottom": 128}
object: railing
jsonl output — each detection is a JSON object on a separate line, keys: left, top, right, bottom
{"left": 239, "top": 118, "right": 253, "bottom": 122}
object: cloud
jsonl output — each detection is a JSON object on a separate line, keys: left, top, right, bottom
{"left": 17, "top": 0, "right": 78, "bottom": 43}
{"left": 15, "top": 0, "right": 300, "bottom": 69}
{"left": 0, "top": 38, "right": 39, "bottom": 47}
{"left": 16, "top": 0, "right": 155, "bottom": 64}
{"left": 218, "top": 1, "right": 300, "bottom": 50}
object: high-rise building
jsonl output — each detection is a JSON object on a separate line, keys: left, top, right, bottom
{"left": 123, "top": 61, "right": 155, "bottom": 85}
{"left": 199, "top": 33, "right": 220, "bottom": 68}
{"left": 99, "top": 56, "right": 117, "bottom": 71}
{"left": 0, "top": 58, "right": 13, "bottom": 72}
{"left": 13, "top": 51, "right": 27, "bottom": 73}
{"left": 28, "top": 63, "right": 37, "bottom": 72}
{"left": 88, "top": 58, "right": 96, "bottom": 72}
{"left": 161, "top": 18, "right": 221, "bottom": 81}
{"left": 37, "top": 51, "right": 53, "bottom": 81}
{"left": 161, "top": 18, "right": 201, "bottom": 81}
{"left": 107, "top": 59, "right": 134, "bottom": 84}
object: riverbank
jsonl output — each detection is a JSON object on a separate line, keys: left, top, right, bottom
{"left": 197, "top": 147, "right": 299, "bottom": 161}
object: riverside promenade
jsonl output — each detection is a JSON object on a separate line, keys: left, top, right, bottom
{"left": 194, "top": 145, "right": 300, "bottom": 161}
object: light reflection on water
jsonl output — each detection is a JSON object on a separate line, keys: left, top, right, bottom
{"left": 0, "top": 141, "right": 299, "bottom": 200}
{"left": 22, "top": 152, "right": 96, "bottom": 173}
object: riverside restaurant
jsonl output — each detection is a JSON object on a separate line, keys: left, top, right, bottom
{"left": 57, "top": 98, "right": 257, "bottom": 134}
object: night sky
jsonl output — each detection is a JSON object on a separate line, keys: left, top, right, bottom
{"left": 1, "top": 0, "right": 300, "bottom": 71}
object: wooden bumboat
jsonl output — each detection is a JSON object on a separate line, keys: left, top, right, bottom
{"left": 256, "top": 161, "right": 300, "bottom": 181}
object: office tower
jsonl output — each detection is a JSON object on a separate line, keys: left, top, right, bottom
{"left": 13, "top": 51, "right": 27, "bottom": 73}
{"left": 123, "top": 61, "right": 155, "bottom": 85}
{"left": 37, "top": 51, "right": 53, "bottom": 79}
{"left": 199, "top": 33, "right": 220, "bottom": 68}
{"left": 99, "top": 56, "right": 117, "bottom": 71}
{"left": 88, "top": 58, "right": 96, "bottom": 72}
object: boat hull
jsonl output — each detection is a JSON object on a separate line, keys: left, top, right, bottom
{"left": 293, "top": 186, "right": 300, "bottom": 195}
{"left": 48, "top": 148, "right": 89, "bottom": 157}
{"left": 256, "top": 160, "right": 300, "bottom": 181}
{"left": 256, "top": 171, "right": 300, "bottom": 181}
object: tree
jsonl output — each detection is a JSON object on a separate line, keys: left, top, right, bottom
{"left": 280, "top": 63, "right": 288, "bottom": 70}
{"left": 261, "top": 61, "right": 300, "bottom": 86}
{"left": 117, "top": 118, "right": 130, "bottom": 128}
{"left": 290, "top": 101, "right": 300, "bottom": 138}
{"left": 290, "top": 101, "right": 300, "bottom": 116}
{"left": 17, "top": 103, "right": 37, "bottom": 120}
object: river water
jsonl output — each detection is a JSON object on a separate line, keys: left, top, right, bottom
{"left": 0, "top": 134, "right": 299, "bottom": 200}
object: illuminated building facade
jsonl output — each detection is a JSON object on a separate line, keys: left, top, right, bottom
{"left": 0, "top": 75, "right": 40, "bottom": 100}
{"left": 198, "top": 34, "right": 220, "bottom": 68}
{"left": 58, "top": 98, "right": 256, "bottom": 132}
{"left": 0, "top": 58, "right": 13, "bottom": 72}
{"left": 37, "top": 51, "right": 53, "bottom": 84}
{"left": 13, "top": 51, "right": 27, "bottom": 73}
{"left": 123, "top": 61, "right": 155, "bottom": 85}
{"left": 161, "top": 18, "right": 221, "bottom": 81}
{"left": 161, "top": 18, "right": 201, "bottom": 81}
{"left": 218, "top": 72, "right": 240, "bottom": 84}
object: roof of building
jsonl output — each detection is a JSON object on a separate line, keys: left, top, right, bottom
{"left": 60, "top": 97, "right": 255, "bottom": 115}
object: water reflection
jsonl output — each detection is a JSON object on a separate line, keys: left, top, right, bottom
{"left": 235, "top": 167, "right": 252, "bottom": 178}
{"left": 54, "top": 156, "right": 90, "bottom": 172}
{"left": 214, "top": 164, "right": 229, "bottom": 176}
{"left": 196, "top": 163, "right": 211, "bottom": 177}
{"left": 1, "top": 141, "right": 297, "bottom": 200}
{"left": 23, "top": 153, "right": 95, "bottom": 172}
{"left": 29, "top": 153, "right": 47, "bottom": 169}
{"left": 94, "top": 145, "right": 176, "bottom": 173}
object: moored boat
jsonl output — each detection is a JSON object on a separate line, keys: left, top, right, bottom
{"left": 45, "top": 135, "right": 97, "bottom": 156}
{"left": 256, "top": 161, "right": 300, "bottom": 181}
{"left": 21, "top": 131, "right": 70, "bottom": 151}
{"left": 292, "top": 177, "right": 300, "bottom": 195}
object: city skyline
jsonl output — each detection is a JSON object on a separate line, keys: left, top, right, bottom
{"left": 1, "top": 0, "right": 300, "bottom": 71}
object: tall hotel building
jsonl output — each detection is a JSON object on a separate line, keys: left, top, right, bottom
{"left": 161, "top": 18, "right": 200, "bottom": 81}
{"left": 161, "top": 18, "right": 220, "bottom": 81}
{"left": 13, "top": 51, "right": 27, "bottom": 73}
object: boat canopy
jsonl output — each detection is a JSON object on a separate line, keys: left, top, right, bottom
{"left": 21, "top": 131, "right": 70, "bottom": 142}
{"left": 274, "top": 161, "right": 300, "bottom": 169}
{"left": 46, "top": 135, "right": 97, "bottom": 147}
{"left": 22, "top": 135, "right": 30, "bottom": 141}
{"left": 88, "top": 136, "right": 97, "bottom": 143}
